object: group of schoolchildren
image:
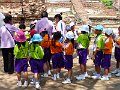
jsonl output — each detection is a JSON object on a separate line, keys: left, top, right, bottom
{"left": 13, "top": 19, "right": 120, "bottom": 89}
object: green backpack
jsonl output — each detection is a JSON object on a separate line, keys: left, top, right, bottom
{"left": 29, "top": 43, "right": 44, "bottom": 60}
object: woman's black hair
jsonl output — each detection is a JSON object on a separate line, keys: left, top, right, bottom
{"left": 4, "top": 14, "right": 12, "bottom": 23}
{"left": 19, "top": 24, "right": 26, "bottom": 29}
{"left": 41, "top": 11, "right": 48, "bottom": 18}
{"left": 52, "top": 31, "right": 61, "bottom": 47}
{"left": 54, "top": 14, "right": 62, "bottom": 20}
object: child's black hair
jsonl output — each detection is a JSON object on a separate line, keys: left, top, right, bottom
{"left": 52, "top": 31, "right": 61, "bottom": 47}
{"left": 41, "top": 31, "right": 48, "bottom": 37}
{"left": 54, "top": 14, "right": 62, "bottom": 20}
{"left": 19, "top": 24, "right": 26, "bottom": 29}
{"left": 32, "top": 42, "right": 39, "bottom": 50}
{"left": 81, "top": 31, "right": 88, "bottom": 34}
{"left": 16, "top": 42, "right": 26, "bottom": 48}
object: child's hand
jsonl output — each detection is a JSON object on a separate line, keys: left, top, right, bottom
{"left": 28, "top": 56, "right": 30, "bottom": 61}
{"left": 91, "top": 55, "right": 95, "bottom": 61}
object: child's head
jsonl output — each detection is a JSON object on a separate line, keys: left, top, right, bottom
{"left": 19, "top": 24, "right": 26, "bottom": 30}
{"left": 54, "top": 14, "right": 62, "bottom": 23}
{"left": 30, "top": 20, "right": 37, "bottom": 30}
{"left": 53, "top": 31, "right": 61, "bottom": 40}
{"left": 40, "top": 31, "right": 48, "bottom": 37}
{"left": 80, "top": 25, "right": 89, "bottom": 34}
{"left": 31, "top": 34, "right": 43, "bottom": 43}
{"left": 104, "top": 28, "right": 113, "bottom": 37}
{"left": 118, "top": 27, "right": 120, "bottom": 35}
{"left": 30, "top": 29, "right": 37, "bottom": 38}
{"left": 70, "top": 22, "right": 75, "bottom": 31}
{"left": 66, "top": 31, "right": 74, "bottom": 43}
{"left": 94, "top": 25, "right": 103, "bottom": 34}
{"left": 14, "top": 30, "right": 26, "bottom": 43}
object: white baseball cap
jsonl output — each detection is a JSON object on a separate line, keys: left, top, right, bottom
{"left": 81, "top": 25, "right": 89, "bottom": 33}
{"left": 104, "top": 28, "right": 113, "bottom": 35}
{"left": 70, "top": 22, "right": 75, "bottom": 27}
{"left": 66, "top": 31, "right": 74, "bottom": 40}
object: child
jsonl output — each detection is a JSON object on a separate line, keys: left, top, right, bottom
{"left": 112, "top": 27, "right": 120, "bottom": 76}
{"left": 14, "top": 30, "right": 29, "bottom": 87}
{"left": 29, "top": 34, "right": 44, "bottom": 89}
{"left": 62, "top": 31, "right": 74, "bottom": 84}
{"left": 70, "top": 22, "right": 78, "bottom": 48}
{"left": 50, "top": 31, "right": 64, "bottom": 80}
{"left": 91, "top": 25, "right": 104, "bottom": 79}
{"left": 76, "top": 25, "right": 90, "bottom": 80}
{"left": 40, "top": 31, "right": 51, "bottom": 77}
{"left": 19, "top": 24, "right": 30, "bottom": 40}
{"left": 101, "top": 28, "right": 113, "bottom": 80}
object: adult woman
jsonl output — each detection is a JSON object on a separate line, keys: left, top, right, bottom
{"left": 0, "top": 14, "right": 19, "bottom": 74}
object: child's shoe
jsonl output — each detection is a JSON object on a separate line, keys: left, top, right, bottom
{"left": 62, "top": 78, "right": 71, "bottom": 84}
{"left": 43, "top": 73, "right": 48, "bottom": 77}
{"left": 30, "top": 78, "right": 35, "bottom": 85}
{"left": 76, "top": 74, "right": 85, "bottom": 80}
{"left": 57, "top": 73, "right": 60, "bottom": 79}
{"left": 112, "top": 69, "right": 120, "bottom": 74}
{"left": 23, "top": 81, "right": 28, "bottom": 87}
{"left": 85, "top": 72, "right": 89, "bottom": 77}
{"left": 101, "top": 75, "right": 109, "bottom": 80}
{"left": 17, "top": 81, "right": 22, "bottom": 87}
{"left": 115, "top": 72, "right": 120, "bottom": 77}
{"left": 35, "top": 82, "right": 41, "bottom": 89}
{"left": 91, "top": 74, "right": 101, "bottom": 79}
{"left": 108, "top": 73, "right": 112, "bottom": 78}
{"left": 48, "top": 70, "right": 52, "bottom": 75}
{"left": 52, "top": 74, "right": 57, "bottom": 80}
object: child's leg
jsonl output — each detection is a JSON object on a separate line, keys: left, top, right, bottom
{"left": 23, "top": 72, "right": 28, "bottom": 81}
{"left": 80, "top": 64, "right": 85, "bottom": 74}
{"left": 116, "top": 60, "right": 120, "bottom": 69}
{"left": 104, "top": 69, "right": 109, "bottom": 75}
{"left": 95, "top": 65, "right": 101, "bottom": 74}
{"left": 84, "top": 64, "right": 86, "bottom": 72}
{"left": 43, "top": 63, "right": 48, "bottom": 73}
{"left": 57, "top": 68, "right": 61, "bottom": 73}
{"left": 34, "top": 73, "right": 40, "bottom": 81}
{"left": 16, "top": 72, "right": 21, "bottom": 81}
{"left": 68, "top": 69, "right": 72, "bottom": 79}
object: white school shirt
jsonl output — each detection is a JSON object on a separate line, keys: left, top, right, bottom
{"left": 114, "top": 35, "right": 120, "bottom": 48}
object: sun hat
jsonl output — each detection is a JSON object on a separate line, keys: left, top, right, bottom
{"left": 104, "top": 28, "right": 113, "bottom": 36}
{"left": 95, "top": 25, "right": 104, "bottom": 31}
{"left": 31, "top": 34, "right": 43, "bottom": 42}
{"left": 30, "top": 29, "right": 37, "bottom": 37}
{"left": 80, "top": 25, "right": 89, "bottom": 33}
{"left": 70, "top": 22, "right": 75, "bottom": 27}
{"left": 66, "top": 31, "right": 74, "bottom": 40}
{"left": 14, "top": 30, "right": 26, "bottom": 42}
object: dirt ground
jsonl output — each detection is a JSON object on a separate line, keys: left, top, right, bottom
{"left": 0, "top": 40, "right": 120, "bottom": 90}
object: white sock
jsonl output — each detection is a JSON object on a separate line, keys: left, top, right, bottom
{"left": 96, "top": 74, "right": 100, "bottom": 77}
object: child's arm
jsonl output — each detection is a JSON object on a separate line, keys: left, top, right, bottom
{"left": 14, "top": 45, "right": 19, "bottom": 57}
{"left": 38, "top": 46, "right": 44, "bottom": 59}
